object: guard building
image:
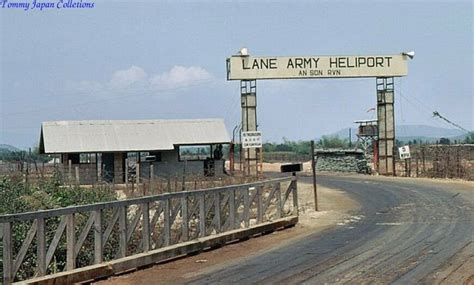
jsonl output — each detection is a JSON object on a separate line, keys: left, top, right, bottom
{"left": 39, "top": 119, "right": 230, "bottom": 184}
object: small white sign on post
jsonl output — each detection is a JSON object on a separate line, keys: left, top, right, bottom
{"left": 242, "top": 131, "right": 262, "bottom": 148}
{"left": 398, "top": 145, "right": 411, "bottom": 160}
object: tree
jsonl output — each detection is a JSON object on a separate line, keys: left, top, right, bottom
{"left": 317, "top": 136, "right": 350, "bottom": 148}
{"left": 463, "top": 132, "right": 474, "bottom": 144}
{"left": 439, "top": 137, "right": 451, "bottom": 145}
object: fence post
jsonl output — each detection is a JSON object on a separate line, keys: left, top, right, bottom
{"left": 66, "top": 214, "right": 76, "bottom": 270}
{"left": 3, "top": 222, "right": 13, "bottom": 284}
{"left": 174, "top": 175, "right": 178, "bottom": 193}
{"left": 408, "top": 158, "right": 412, "bottom": 177}
{"left": 404, "top": 159, "right": 408, "bottom": 177}
{"left": 37, "top": 217, "right": 46, "bottom": 277}
{"left": 142, "top": 203, "right": 150, "bottom": 252}
{"left": 93, "top": 209, "right": 103, "bottom": 264}
{"left": 136, "top": 163, "right": 140, "bottom": 193}
{"left": 456, "top": 147, "right": 461, "bottom": 178}
{"left": 75, "top": 166, "right": 80, "bottom": 185}
{"left": 199, "top": 193, "right": 206, "bottom": 237}
{"left": 182, "top": 160, "right": 187, "bottom": 191}
{"left": 445, "top": 149, "right": 449, "bottom": 178}
{"left": 415, "top": 153, "right": 419, "bottom": 177}
{"left": 125, "top": 158, "right": 129, "bottom": 190}
{"left": 68, "top": 159, "right": 72, "bottom": 183}
{"left": 150, "top": 164, "right": 154, "bottom": 195}
{"left": 422, "top": 147, "right": 426, "bottom": 174}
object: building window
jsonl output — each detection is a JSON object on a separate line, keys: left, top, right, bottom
{"left": 179, "top": 145, "right": 211, "bottom": 161}
{"left": 148, "top": 152, "right": 162, "bottom": 162}
{"left": 126, "top": 152, "right": 138, "bottom": 163}
{"left": 139, "top": 152, "right": 149, "bottom": 162}
{"left": 66, "top": 153, "right": 80, "bottom": 164}
{"left": 80, "top": 153, "right": 96, "bottom": 164}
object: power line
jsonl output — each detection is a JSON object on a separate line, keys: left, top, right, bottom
{"left": 432, "top": 111, "right": 470, "bottom": 133}
{"left": 395, "top": 87, "right": 449, "bottom": 128}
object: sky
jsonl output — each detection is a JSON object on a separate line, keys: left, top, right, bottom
{"left": 1, "top": 0, "right": 472, "bottom": 148}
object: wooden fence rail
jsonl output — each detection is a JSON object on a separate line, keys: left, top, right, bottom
{"left": 0, "top": 177, "right": 297, "bottom": 284}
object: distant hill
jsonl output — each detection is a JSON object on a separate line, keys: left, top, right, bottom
{"left": 327, "top": 125, "right": 467, "bottom": 143}
{"left": 448, "top": 133, "right": 472, "bottom": 143}
{"left": 0, "top": 144, "right": 20, "bottom": 152}
{"left": 395, "top": 125, "right": 464, "bottom": 138}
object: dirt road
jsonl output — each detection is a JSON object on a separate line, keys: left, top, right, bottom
{"left": 96, "top": 174, "right": 473, "bottom": 284}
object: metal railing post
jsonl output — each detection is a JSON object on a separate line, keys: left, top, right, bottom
{"left": 256, "top": 186, "right": 263, "bottom": 224}
{"left": 118, "top": 206, "right": 127, "bottom": 257}
{"left": 181, "top": 197, "right": 188, "bottom": 241}
{"left": 3, "top": 222, "right": 13, "bottom": 284}
{"left": 66, "top": 214, "right": 76, "bottom": 270}
{"left": 93, "top": 209, "right": 103, "bottom": 264}
{"left": 292, "top": 179, "right": 299, "bottom": 216}
{"left": 142, "top": 203, "right": 150, "bottom": 252}
{"left": 244, "top": 187, "right": 250, "bottom": 227}
{"left": 37, "top": 217, "right": 46, "bottom": 277}
{"left": 229, "top": 189, "right": 236, "bottom": 229}
{"left": 199, "top": 193, "right": 206, "bottom": 237}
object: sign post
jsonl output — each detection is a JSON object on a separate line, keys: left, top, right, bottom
{"left": 399, "top": 145, "right": 411, "bottom": 177}
{"left": 311, "top": 140, "right": 318, "bottom": 211}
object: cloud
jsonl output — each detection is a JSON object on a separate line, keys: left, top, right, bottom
{"left": 69, "top": 65, "right": 215, "bottom": 97}
{"left": 109, "top": 66, "right": 148, "bottom": 89}
{"left": 149, "top": 65, "right": 214, "bottom": 90}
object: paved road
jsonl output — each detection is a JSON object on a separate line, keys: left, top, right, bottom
{"left": 186, "top": 175, "right": 473, "bottom": 284}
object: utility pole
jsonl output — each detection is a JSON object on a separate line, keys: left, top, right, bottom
{"left": 311, "top": 140, "right": 318, "bottom": 211}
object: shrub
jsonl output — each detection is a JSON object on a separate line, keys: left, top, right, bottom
{"left": 0, "top": 169, "right": 117, "bottom": 281}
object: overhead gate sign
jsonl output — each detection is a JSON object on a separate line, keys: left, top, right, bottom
{"left": 242, "top": 131, "right": 262, "bottom": 148}
{"left": 227, "top": 54, "right": 408, "bottom": 80}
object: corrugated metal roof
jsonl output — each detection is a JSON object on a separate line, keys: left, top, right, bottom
{"left": 40, "top": 119, "right": 230, "bottom": 153}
